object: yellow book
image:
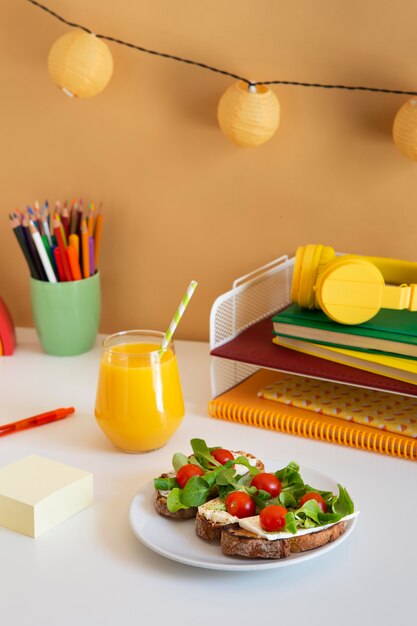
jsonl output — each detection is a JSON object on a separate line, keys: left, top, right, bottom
{"left": 273, "top": 336, "right": 417, "bottom": 386}
{"left": 208, "top": 369, "right": 417, "bottom": 461}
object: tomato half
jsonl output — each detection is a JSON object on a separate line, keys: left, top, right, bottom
{"left": 250, "top": 472, "right": 282, "bottom": 497}
{"left": 299, "top": 492, "right": 327, "bottom": 513}
{"left": 211, "top": 448, "right": 235, "bottom": 465}
{"left": 259, "top": 505, "right": 288, "bottom": 532}
{"left": 176, "top": 463, "right": 204, "bottom": 489}
{"left": 225, "top": 491, "right": 256, "bottom": 518}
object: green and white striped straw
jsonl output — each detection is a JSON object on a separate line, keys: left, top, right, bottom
{"left": 161, "top": 280, "right": 198, "bottom": 350}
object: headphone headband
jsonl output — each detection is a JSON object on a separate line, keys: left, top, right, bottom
{"left": 292, "top": 245, "right": 417, "bottom": 324}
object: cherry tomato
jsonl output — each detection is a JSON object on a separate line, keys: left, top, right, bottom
{"left": 299, "top": 492, "right": 327, "bottom": 513}
{"left": 176, "top": 464, "right": 204, "bottom": 489}
{"left": 250, "top": 472, "right": 282, "bottom": 498}
{"left": 225, "top": 491, "right": 256, "bottom": 518}
{"left": 259, "top": 505, "right": 288, "bottom": 532}
{"left": 211, "top": 448, "right": 234, "bottom": 465}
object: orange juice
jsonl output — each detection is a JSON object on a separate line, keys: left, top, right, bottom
{"left": 95, "top": 334, "right": 184, "bottom": 452}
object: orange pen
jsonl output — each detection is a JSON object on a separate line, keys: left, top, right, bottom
{"left": 0, "top": 408, "right": 75, "bottom": 437}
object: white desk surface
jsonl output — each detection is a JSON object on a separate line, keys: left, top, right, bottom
{"left": 0, "top": 328, "right": 415, "bottom": 626}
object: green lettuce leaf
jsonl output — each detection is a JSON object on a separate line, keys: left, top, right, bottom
{"left": 153, "top": 477, "right": 178, "bottom": 491}
{"left": 166, "top": 488, "right": 190, "bottom": 512}
{"left": 179, "top": 475, "right": 210, "bottom": 507}
{"left": 331, "top": 484, "right": 355, "bottom": 517}
{"left": 172, "top": 453, "right": 189, "bottom": 472}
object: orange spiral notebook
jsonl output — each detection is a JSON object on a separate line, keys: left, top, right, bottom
{"left": 208, "top": 369, "right": 417, "bottom": 461}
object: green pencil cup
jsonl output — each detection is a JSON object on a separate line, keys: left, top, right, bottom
{"left": 30, "top": 272, "right": 101, "bottom": 356}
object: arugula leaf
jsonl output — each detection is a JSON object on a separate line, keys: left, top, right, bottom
{"left": 172, "top": 453, "right": 189, "bottom": 472}
{"left": 153, "top": 477, "right": 178, "bottom": 491}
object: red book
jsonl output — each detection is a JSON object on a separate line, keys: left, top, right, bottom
{"left": 211, "top": 316, "right": 417, "bottom": 397}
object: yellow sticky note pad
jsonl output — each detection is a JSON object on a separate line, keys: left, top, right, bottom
{"left": 0, "top": 455, "right": 93, "bottom": 537}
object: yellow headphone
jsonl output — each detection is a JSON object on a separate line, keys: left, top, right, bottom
{"left": 291, "top": 244, "right": 417, "bottom": 325}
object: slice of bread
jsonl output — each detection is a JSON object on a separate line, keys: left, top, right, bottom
{"left": 220, "top": 520, "right": 347, "bottom": 559}
{"left": 221, "top": 526, "right": 291, "bottom": 559}
{"left": 153, "top": 472, "right": 197, "bottom": 520}
{"left": 154, "top": 491, "right": 197, "bottom": 520}
{"left": 195, "top": 511, "right": 238, "bottom": 542}
{"left": 153, "top": 450, "right": 263, "bottom": 522}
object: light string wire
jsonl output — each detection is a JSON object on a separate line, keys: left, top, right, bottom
{"left": 28, "top": 0, "right": 417, "bottom": 96}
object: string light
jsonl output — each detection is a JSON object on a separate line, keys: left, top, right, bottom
{"left": 27, "top": 0, "right": 417, "bottom": 152}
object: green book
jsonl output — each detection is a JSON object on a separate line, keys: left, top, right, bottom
{"left": 272, "top": 304, "right": 417, "bottom": 359}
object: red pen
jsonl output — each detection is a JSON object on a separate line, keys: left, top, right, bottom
{"left": 0, "top": 407, "right": 75, "bottom": 437}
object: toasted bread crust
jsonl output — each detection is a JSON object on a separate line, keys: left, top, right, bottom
{"left": 153, "top": 473, "right": 197, "bottom": 520}
{"left": 153, "top": 491, "right": 197, "bottom": 520}
{"left": 195, "top": 512, "right": 238, "bottom": 542}
{"left": 221, "top": 526, "right": 291, "bottom": 559}
{"left": 220, "top": 521, "right": 347, "bottom": 559}
{"left": 289, "top": 520, "right": 347, "bottom": 553}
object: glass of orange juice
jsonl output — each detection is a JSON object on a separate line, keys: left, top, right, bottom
{"left": 94, "top": 330, "right": 185, "bottom": 453}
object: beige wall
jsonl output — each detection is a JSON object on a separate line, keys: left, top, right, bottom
{"left": 1, "top": 1, "right": 417, "bottom": 341}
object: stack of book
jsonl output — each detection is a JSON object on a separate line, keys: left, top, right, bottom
{"left": 272, "top": 304, "right": 417, "bottom": 386}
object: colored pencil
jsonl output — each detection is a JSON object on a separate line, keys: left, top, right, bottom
{"left": 81, "top": 219, "right": 90, "bottom": 278}
{"left": 9, "top": 214, "right": 38, "bottom": 278}
{"left": 69, "top": 199, "right": 78, "bottom": 235}
{"left": 61, "top": 206, "right": 70, "bottom": 240}
{"left": 9, "top": 198, "right": 103, "bottom": 283}
{"left": 29, "top": 221, "right": 57, "bottom": 283}
{"left": 22, "top": 215, "right": 47, "bottom": 281}
{"left": 87, "top": 202, "right": 95, "bottom": 237}
{"left": 41, "top": 211, "right": 53, "bottom": 246}
{"left": 94, "top": 210, "right": 103, "bottom": 268}
{"left": 53, "top": 247, "right": 65, "bottom": 281}
{"left": 67, "top": 244, "right": 82, "bottom": 281}
{"left": 88, "top": 236, "right": 95, "bottom": 276}
{"left": 53, "top": 219, "right": 72, "bottom": 281}
{"left": 69, "top": 233, "right": 79, "bottom": 260}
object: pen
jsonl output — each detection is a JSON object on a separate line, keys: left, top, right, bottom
{"left": 0, "top": 407, "right": 75, "bottom": 437}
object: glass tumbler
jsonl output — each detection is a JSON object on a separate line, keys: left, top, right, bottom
{"left": 94, "top": 330, "right": 185, "bottom": 452}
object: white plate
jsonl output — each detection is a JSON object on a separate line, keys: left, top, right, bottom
{"left": 129, "top": 461, "right": 358, "bottom": 571}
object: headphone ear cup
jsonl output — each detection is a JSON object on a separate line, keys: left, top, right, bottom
{"left": 315, "top": 257, "right": 385, "bottom": 324}
{"left": 291, "top": 245, "right": 336, "bottom": 308}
